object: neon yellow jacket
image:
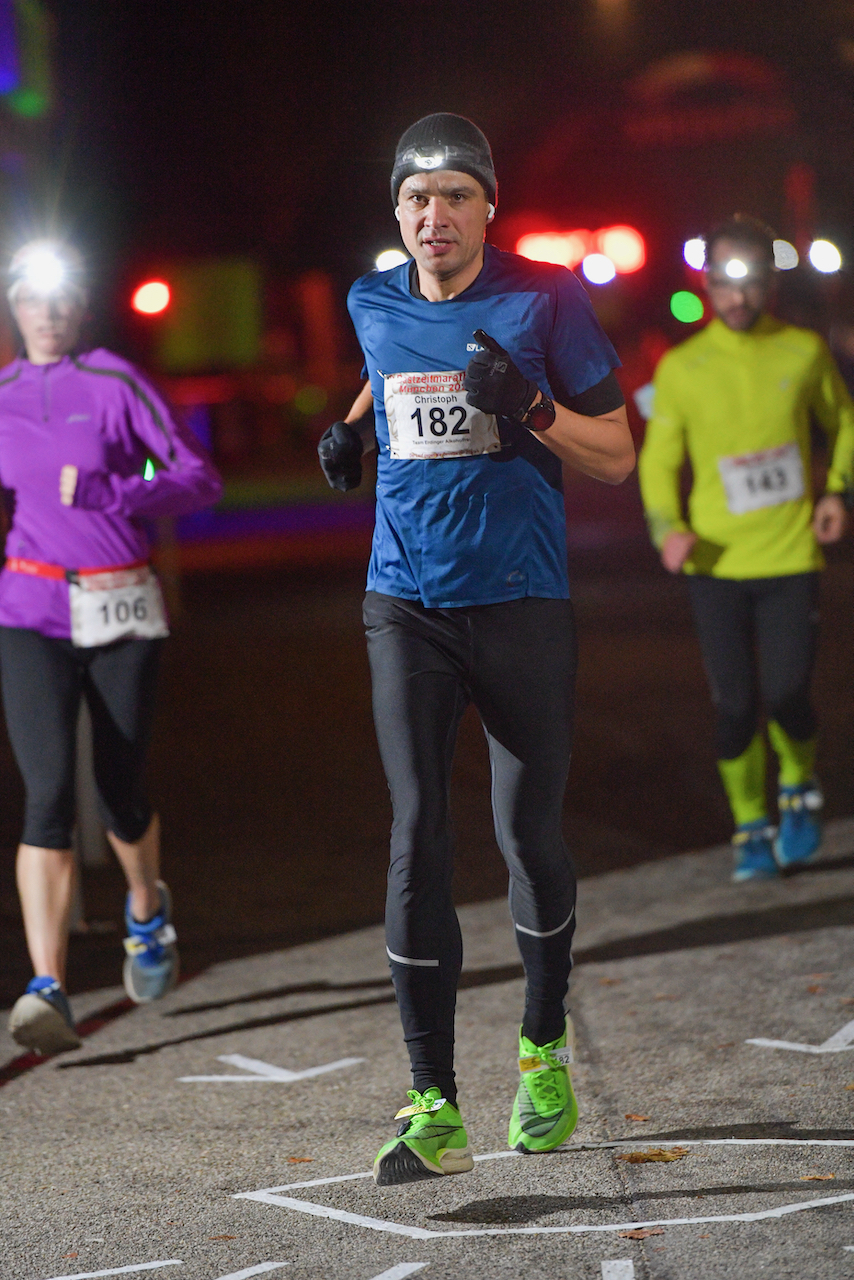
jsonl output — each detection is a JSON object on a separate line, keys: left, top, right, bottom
{"left": 638, "top": 315, "right": 854, "bottom": 578}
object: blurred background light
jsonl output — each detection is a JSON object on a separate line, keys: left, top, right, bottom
{"left": 772, "top": 239, "right": 799, "bottom": 270}
{"left": 516, "top": 231, "right": 590, "bottom": 268}
{"left": 595, "top": 225, "right": 645, "bottom": 273}
{"left": 582, "top": 253, "right": 617, "bottom": 284}
{"left": 670, "top": 290, "right": 704, "bottom": 323}
{"left": 808, "top": 239, "right": 842, "bottom": 273}
{"left": 132, "top": 280, "right": 171, "bottom": 314}
{"left": 724, "top": 258, "right": 748, "bottom": 278}
{"left": 293, "top": 384, "right": 328, "bottom": 415}
{"left": 683, "top": 237, "right": 706, "bottom": 270}
{"left": 375, "top": 249, "right": 408, "bottom": 272}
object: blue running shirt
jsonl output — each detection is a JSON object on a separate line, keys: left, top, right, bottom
{"left": 347, "top": 243, "right": 619, "bottom": 607}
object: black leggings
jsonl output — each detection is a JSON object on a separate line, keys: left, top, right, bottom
{"left": 364, "top": 591, "right": 577, "bottom": 1104}
{"left": 0, "top": 626, "right": 162, "bottom": 848}
{"left": 686, "top": 573, "right": 819, "bottom": 760}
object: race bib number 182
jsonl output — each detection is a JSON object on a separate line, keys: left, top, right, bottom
{"left": 383, "top": 370, "right": 501, "bottom": 460}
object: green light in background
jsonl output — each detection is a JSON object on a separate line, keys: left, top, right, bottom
{"left": 294, "top": 385, "right": 327, "bottom": 415}
{"left": 670, "top": 291, "right": 704, "bottom": 323}
{"left": 143, "top": 458, "right": 156, "bottom": 480}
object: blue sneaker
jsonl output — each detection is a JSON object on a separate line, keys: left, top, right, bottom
{"left": 732, "top": 820, "right": 779, "bottom": 882}
{"left": 775, "top": 783, "right": 823, "bottom": 868}
{"left": 8, "top": 977, "right": 81, "bottom": 1055}
{"left": 123, "top": 881, "right": 179, "bottom": 1003}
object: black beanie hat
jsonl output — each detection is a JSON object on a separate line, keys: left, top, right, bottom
{"left": 391, "top": 113, "right": 496, "bottom": 206}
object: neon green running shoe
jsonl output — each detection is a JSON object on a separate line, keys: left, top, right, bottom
{"left": 508, "top": 1019, "right": 578, "bottom": 1153}
{"left": 373, "top": 1087, "right": 474, "bottom": 1185}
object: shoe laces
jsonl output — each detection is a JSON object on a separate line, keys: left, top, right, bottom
{"left": 524, "top": 1048, "right": 565, "bottom": 1109}
{"left": 779, "top": 784, "right": 823, "bottom": 814}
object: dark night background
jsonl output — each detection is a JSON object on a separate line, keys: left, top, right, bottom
{"left": 1, "top": 0, "right": 853, "bottom": 1002}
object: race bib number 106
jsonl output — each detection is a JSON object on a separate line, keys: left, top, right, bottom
{"left": 383, "top": 370, "right": 501, "bottom": 460}
{"left": 69, "top": 566, "right": 170, "bottom": 649}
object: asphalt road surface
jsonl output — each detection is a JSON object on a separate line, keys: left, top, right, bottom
{"left": 1, "top": 539, "right": 852, "bottom": 1004}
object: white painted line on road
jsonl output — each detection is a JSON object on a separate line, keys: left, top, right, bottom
{"left": 244, "top": 1138, "right": 854, "bottom": 1194}
{"left": 236, "top": 1186, "right": 854, "bottom": 1239}
{"left": 601, "top": 1264, "right": 634, "bottom": 1280}
{"left": 179, "top": 1053, "right": 364, "bottom": 1082}
{"left": 43, "top": 1263, "right": 183, "bottom": 1280}
{"left": 212, "top": 1264, "right": 289, "bottom": 1279}
{"left": 747, "top": 1017, "right": 854, "bottom": 1054}
{"left": 369, "top": 1266, "right": 428, "bottom": 1279}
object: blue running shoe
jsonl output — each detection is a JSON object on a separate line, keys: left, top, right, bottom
{"left": 8, "top": 976, "right": 81, "bottom": 1055}
{"left": 123, "top": 880, "right": 179, "bottom": 1003}
{"left": 732, "top": 820, "right": 779, "bottom": 882}
{"left": 775, "top": 783, "right": 823, "bottom": 868}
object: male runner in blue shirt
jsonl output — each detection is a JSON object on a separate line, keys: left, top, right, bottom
{"left": 319, "top": 113, "right": 634, "bottom": 1185}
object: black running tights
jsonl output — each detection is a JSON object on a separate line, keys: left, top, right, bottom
{"left": 364, "top": 591, "right": 577, "bottom": 1105}
{"left": 0, "top": 626, "right": 162, "bottom": 848}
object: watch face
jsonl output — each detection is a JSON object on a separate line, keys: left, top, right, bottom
{"left": 529, "top": 398, "right": 555, "bottom": 430}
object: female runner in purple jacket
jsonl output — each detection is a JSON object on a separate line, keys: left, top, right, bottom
{"left": 3, "top": 240, "right": 222, "bottom": 1055}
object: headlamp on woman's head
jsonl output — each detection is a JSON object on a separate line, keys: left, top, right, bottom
{"left": 7, "top": 240, "right": 88, "bottom": 305}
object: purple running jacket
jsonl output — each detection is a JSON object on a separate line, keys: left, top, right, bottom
{"left": 0, "top": 349, "right": 223, "bottom": 638}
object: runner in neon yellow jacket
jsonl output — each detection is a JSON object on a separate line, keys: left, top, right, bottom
{"left": 639, "top": 215, "right": 853, "bottom": 881}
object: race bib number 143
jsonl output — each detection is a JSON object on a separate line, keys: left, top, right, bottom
{"left": 717, "top": 441, "right": 805, "bottom": 516}
{"left": 383, "top": 370, "right": 501, "bottom": 460}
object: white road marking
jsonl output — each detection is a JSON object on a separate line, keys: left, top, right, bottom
{"left": 368, "top": 1266, "right": 428, "bottom": 1279}
{"left": 601, "top": 1264, "right": 634, "bottom": 1280}
{"left": 235, "top": 1143, "right": 854, "bottom": 1240}
{"left": 43, "top": 1263, "right": 183, "bottom": 1280}
{"left": 237, "top": 1187, "right": 854, "bottom": 1239}
{"left": 747, "top": 1017, "right": 854, "bottom": 1054}
{"left": 178, "top": 1053, "right": 363, "bottom": 1082}
{"left": 212, "top": 1264, "right": 289, "bottom": 1279}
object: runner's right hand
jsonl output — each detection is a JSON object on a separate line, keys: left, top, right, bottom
{"left": 318, "top": 422, "right": 363, "bottom": 492}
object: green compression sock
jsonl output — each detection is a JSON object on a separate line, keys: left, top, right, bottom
{"left": 767, "top": 721, "right": 816, "bottom": 788}
{"left": 718, "top": 733, "right": 768, "bottom": 827}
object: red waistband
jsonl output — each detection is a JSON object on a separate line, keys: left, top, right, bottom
{"left": 6, "top": 556, "right": 148, "bottom": 581}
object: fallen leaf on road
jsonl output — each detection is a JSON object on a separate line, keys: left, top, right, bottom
{"left": 699, "top": 1234, "right": 710, "bottom": 1239}
{"left": 840, "top": 997, "right": 854, "bottom": 1005}
{"left": 618, "top": 1147, "right": 688, "bottom": 1163}
{"left": 625, "top": 1114, "right": 651, "bottom": 1121}
{"left": 846, "top": 1084, "right": 854, "bottom": 1090}
{"left": 209, "top": 1235, "right": 236, "bottom": 1240}
{"left": 800, "top": 1173, "right": 835, "bottom": 1181}
{"left": 600, "top": 977, "right": 621, "bottom": 985}
{"left": 618, "top": 1227, "right": 665, "bottom": 1239}
{"left": 63, "top": 1255, "right": 78, "bottom": 1260}
{"left": 716, "top": 1042, "right": 735, "bottom": 1049}
{"left": 807, "top": 985, "right": 826, "bottom": 994}
{"left": 287, "top": 1157, "right": 313, "bottom": 1163}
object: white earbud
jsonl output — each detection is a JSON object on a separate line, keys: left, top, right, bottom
{"left": 394, "top": 207, "right": 401, "bottom": 222}
{"left": 486, "top": 204, "right": 495, "bottom": 222}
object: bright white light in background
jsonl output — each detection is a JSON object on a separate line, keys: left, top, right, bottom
{"left": 20, "top": 246, "right": 67, "bottom": 293}
{"left": 596, "top": 225, "right": 645, "bottom": 273}
{"left": 375, "top": 249, "right": 408, "bottom": 272}
{"left": 683, "top": 238, "right": 706, "bottom": 270}
{"left": 131, "top": 280, "right": 171, "bottom": 315}
{"left": 516, "top": 231, "right": 590, "bottom": 269}
{"left": 582, "top": 253, "right": 617, "bottom": 284}
{"left": 809, "top": 239, "right": 842, "bottom": 273}
{"left": 724, "top": 258, "right": 748, "bottom": 279}
{"left": 773, "top": 239, "right": 799, "bottom": 270}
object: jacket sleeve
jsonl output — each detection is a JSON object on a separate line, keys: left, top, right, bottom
{"left": 637, "top": 354, "right": 690, "bottom": 548}
{"left": 72, "top": 366, "right": 223, "bottom": 519}
{"left": 809, "top": 340, "right": 854, "bottom": 501}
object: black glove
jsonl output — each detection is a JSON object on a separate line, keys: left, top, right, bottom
{"left": 318, "top": 421, "right": 363, "bottom": 492}
{"left": 463, "top": 329, "right": 539, "bottom": 421}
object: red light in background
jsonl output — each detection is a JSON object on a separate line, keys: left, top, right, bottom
{"left": 132, "top": 280, "right": 171, "bottom": 315}
{"left": 517, "top": 226, "right": 645, "bottom": 275}
{"left": 516, "top": 231, "right": 590, "bottom": 269}
{"left": 595, "top": 226, "right": 646, "bottom": 273}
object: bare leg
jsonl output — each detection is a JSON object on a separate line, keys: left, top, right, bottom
{"left": 16, "top": 844, "right": 77, "bottom": 986}
{"left": 107, "top": 813, "right": 161, "bottom": 922}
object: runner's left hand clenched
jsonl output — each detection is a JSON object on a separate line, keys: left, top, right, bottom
{"left": 59, "top": 465, "right": 78, "bottom": 507}
{"left": 464, "top": 329, "right": 539, "bottom": 422}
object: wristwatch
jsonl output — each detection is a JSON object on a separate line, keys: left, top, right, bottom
{"left": 523, "top": 393, "right": 556, "bottom": 432}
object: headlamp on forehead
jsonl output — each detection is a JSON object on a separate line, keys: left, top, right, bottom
{"left": 8, "top": 240, "right": 86, "bottom": 302}
{"left": 724, "top": 258, "right": 749, "bottom": 279}
{"left": 413, "top": 147, "right": 445, "bottom": 170}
